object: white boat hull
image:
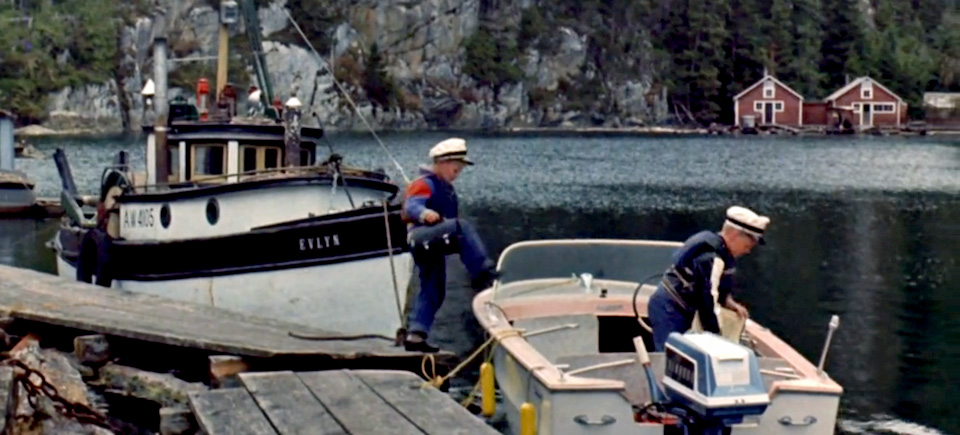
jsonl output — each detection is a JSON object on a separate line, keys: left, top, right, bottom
{"left": 58, "top": 252, "right": 413, "bottom": 337}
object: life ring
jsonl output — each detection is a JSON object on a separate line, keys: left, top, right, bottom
{"left": 76, "top": 229, "right": 113, "bottom": 287}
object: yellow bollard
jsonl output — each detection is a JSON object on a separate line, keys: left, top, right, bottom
{"left": 480, "top": 362, "right": 496, "bottom": 417}
{"left": 520, "top": 402, "right": 536, "bottom": 435}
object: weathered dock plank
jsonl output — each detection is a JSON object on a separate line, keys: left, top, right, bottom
{"left": 355, "top": 371, "right": 497, "bottom": 435}
{"left": 189, "top": 370, "right": 498, "bottom": 435}
{"left": 240, "top": 371, "right": 345, "bottom": 435}
{"left": 188, "top": 388, "right": 276, "bottom": 435}
{"left": 297, "top": 370, "right": 424, "bottom": 435}
{"left": 0, "top": 265, "right": 430, "bottom": 360}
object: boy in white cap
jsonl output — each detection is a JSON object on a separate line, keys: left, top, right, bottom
{"left": 647, "top": 205, "right": 770, "bottom": 351}
{"left": 401, "top": 138, "right": 498, "bottom": 352}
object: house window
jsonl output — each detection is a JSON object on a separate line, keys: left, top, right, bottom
{"left": 861, "top": 81, "right": 873, "bottom": 99}
{"left": 852, "top": 103, "right": 861, "bottom": 112}
{"left": 192, "top": 144, "right": 226, "bottom": 180}
{"left": 874, "top": 103, "right": 895, "bottom": 113}
{"left": 774, "top": 102, "right": 784, "bottom": 111}
{"left": 763, "top": 80, "right": 775, "bottom": 98}
{"left": 754, "top": 101, "right": 763, "bottom": 111}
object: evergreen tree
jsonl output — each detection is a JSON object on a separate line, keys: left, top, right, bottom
{"left": 666, "top": 0, "right": 731, "bottom": 124}
{"left": 723, "top": 0, "right": 767, "bottom": 103}
{"left": 763, "top": 0, "right": 794, "bottom": 74}
{"left": 785, "top": 0, "right": 825, "bottom": 98}
{"left": 363, "top": 43, "right": 396, "bottom": 109}
{"left": 933, "top": 12, "right": 960, "bottom": 89}
{"left": 820, "top": 0, "right": 868, "bottom": 90}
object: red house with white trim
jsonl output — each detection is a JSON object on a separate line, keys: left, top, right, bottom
{"left": 733, "top": 75, "right": 804, "bottom": 127}
{"left": 822, "top": 77, "right": 907, "bottom": 128}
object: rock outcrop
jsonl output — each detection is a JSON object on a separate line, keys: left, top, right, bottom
{"left": 37, "top": 0, "right": 670, "bottom": 133}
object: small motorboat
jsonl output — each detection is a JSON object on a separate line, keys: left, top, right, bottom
{"left": 473, "top": 239, "right": 842, "bottom": 434}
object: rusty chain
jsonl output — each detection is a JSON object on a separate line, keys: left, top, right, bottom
{"left": 0, "top": 358, "right": 117, "bottom": 432}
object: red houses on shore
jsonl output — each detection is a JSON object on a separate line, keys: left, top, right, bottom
{"left": 733, "top": 75, "right": 908, "bottom": 130}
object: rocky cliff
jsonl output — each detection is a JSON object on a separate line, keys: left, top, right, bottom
{"left": 42, "top": 0, "right": 670, "bottom": 133}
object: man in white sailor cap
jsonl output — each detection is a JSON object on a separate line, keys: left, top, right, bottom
{"left": 401, "top": 138, "right": 497, "bottom": 352}
{"left": 647, "top": 205, "right": 770, "bottom": 351}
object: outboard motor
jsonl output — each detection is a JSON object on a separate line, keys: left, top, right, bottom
{"left": 636, "top": 332, "right": 770, "bottom": 434}
{"left": 663, "top": 332, "right": 770, "bottom": 434}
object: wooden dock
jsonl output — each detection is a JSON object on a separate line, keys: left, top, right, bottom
{"left": 189, "top": 370, "right": 497, "bottom": 435}
{"left": 0, "top": 265, "right": 455, "bottom": 376}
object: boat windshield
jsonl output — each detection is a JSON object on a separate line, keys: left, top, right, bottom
{"left": 493, "top": 240, "right": 681, "bottom": 300}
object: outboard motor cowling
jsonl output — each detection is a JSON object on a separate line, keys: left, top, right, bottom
{"left": 663, "top": 332, "right": 770, "bottom": 431}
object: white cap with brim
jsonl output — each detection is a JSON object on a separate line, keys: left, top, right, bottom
{"left": 726, "top": 206, "right": 770, "bottom": 244}
{"left": 429, "top": 138, "right": 474, "bottom": 165}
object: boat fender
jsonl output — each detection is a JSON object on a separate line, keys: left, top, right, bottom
{"left": 520, "top": 402, "right": 536, "bottom": 435}
{"left": 480, "top": 362, "right": 496, "bottom": 417}
{"left": 76, "top": 229, "right": 113, "bottom": 288}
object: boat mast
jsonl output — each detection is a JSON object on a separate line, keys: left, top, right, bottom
{"left": 239, "top": 0, "right": 276, "bottom": 118}
{"left": 151, "top": 7, "right": 170, "bottom": 186}
{"left": 216, "top": 1, "right": 239, "bottom": 100}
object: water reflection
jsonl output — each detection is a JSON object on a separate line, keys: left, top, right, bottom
{"left": 0, "top": 218, "right": 58, "bottom": 272}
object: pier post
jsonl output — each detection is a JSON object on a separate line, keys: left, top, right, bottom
{"left": 0, "top": 110, "right": 13, "bottom": 171}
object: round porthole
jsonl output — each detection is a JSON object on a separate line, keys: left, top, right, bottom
{"left": 206, "top": 198, "right": 219, "bottom": 225}
{"left": 160, "top": 204, "right": 171, "bottom": 228}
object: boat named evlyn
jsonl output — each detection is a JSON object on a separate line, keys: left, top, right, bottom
{"left": 473, "top": 239, "right": 843, "bottom": 435}
{"left": 51, "top": 1, "right": 413, "bottom": 338}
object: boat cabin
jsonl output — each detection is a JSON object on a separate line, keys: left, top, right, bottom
{"left": 144, "top": 98, "right": 322, "bottom": 187}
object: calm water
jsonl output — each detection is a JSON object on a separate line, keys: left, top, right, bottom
{"left": 2, "top": 132, "right": 959, "bottom": 434}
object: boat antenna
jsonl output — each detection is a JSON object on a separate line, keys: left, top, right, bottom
{"left": 282, "top": 9, "right": 410, "bottom": 184}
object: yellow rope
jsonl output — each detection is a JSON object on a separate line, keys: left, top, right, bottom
{"left": 420, "top": 329, "right": 522, "bottom": 390}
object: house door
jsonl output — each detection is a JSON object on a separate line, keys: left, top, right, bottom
{"left": 861, "top": 103, "right": 873, "bottom": 127}
{"left": 763, "top": 103, "right": 775, "bottom": 125}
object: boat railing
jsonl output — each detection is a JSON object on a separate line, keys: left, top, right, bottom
{"left": 131, "top": 163, "right": 391, "bottom": 193}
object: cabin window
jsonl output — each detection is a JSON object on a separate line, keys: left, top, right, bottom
{"left": 874, "top": 103, "right": 895, "bottom": 113}
{"left": 168, "top": 148, "right": 180, "bottom": 183}
{"left": 852, "top": 103, "right": 861, "bottom": 112}
{"left": 300, "top": 149, "right": 314, "bottom": 166}
{"left": 192, "top": 144, "right": 226, "bottom": 179}
{"left": 265, "top": 148, "right": 280, "bottom": 169}
{"left": 774, "top": 102, "right": 784, "bottom": 111}
{"left": 242, "top": 147, "right": 258, "bottom": 173}
{"left": 239, "top": 145, "right": 283, "bottom": 173}
{"left": 754, "top": 101, "right": 763, "bottom": 111}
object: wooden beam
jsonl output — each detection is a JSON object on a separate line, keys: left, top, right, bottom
{"left": 159, "top": 407, "right": 198, "bottom": 435}
{"left": 74, "top": 334, "right": 111, "bottom": 365}
{"left": 209, "top": 355, "right": 248, "bottom": 388}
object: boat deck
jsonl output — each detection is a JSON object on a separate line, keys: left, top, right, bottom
{"left": 189, "top": 370, "right": 497, "bottom": 435}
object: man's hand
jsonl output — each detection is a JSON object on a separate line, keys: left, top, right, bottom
{"left": 726, "top": 299, "right": 749, "bottom": 319}
{"left": 421, "top": 210, "right": 441, "bottom": 224}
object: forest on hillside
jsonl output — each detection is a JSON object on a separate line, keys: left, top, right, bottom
{"left": 0, "top": 0, "right": 957, "bottom": 126}
{"left": 501, "top": 0, "right": 959, "bottom": 124}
